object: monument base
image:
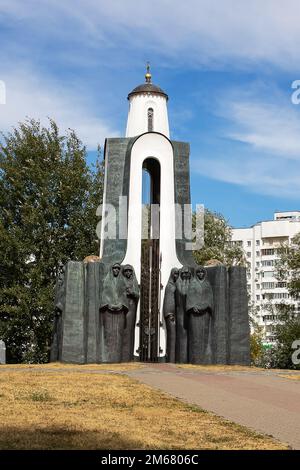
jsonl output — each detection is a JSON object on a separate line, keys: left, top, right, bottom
{"left": 50, "top": 261, "right": 250, "bottom": 365}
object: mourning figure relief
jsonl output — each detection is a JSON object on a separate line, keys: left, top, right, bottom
{"left": 175, "top": 266, "right": 191, "bottom": 363}
{"left": 163, "top": 268, "right": 179, "bottom": 363}
{"left": 164, "top": 265, "right": 214, "bottom": 364}
{"left": 121, "top": 264, "right": 140, "bottom": 362}
{"left": 186, "top": 266, "right": 214, "bottom": 364}
{"left": 99, "top": 263, "right": 139, "bottom": 363}
{"left": 99, "top": 263, "right": 125, "bottom": 362}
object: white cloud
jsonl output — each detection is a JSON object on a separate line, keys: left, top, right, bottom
{"left": 220, "top": 96, "right": 300, "bottom": 159}
{"left": 1, "top": 0, "right": 300, "bottom": 70}
{"left": 192, "top": 85, "right": 300, "bottom": 198}
{"left": 0, "top": 65, "right": 118, "bottom": 150}
{"left": 193, "top": 150, "right": 300, "bottom": 199}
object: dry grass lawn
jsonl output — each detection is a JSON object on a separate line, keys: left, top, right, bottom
{"left": 0, "top": 367, "right": 288, "bottom": 450}
{"left": 0, "top": 362, "right": 141, "bottom": 371}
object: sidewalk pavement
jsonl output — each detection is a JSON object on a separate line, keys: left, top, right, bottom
{"left": 126, "top": 363, "right": 300, "bottom": 449}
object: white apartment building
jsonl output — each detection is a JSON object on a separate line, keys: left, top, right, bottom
{"left": 232, "top": 211, "right": 300, "bottom": 344}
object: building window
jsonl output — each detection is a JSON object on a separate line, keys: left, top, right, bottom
{"left": 256, "top": 240, "right": 260, "bottom": 246}
{"left": 262, "top": 260, "right": 274, "bottom": 267}
{"left": 262, "top": 282, "right": 275, "bottom": 289}
{"left": 261, "top": 249, "right": 275, "bottom": 256}
{"left": 262, "top": 271, "right": 273, "bottom": 278}
{"left": 265, "top": 292, "right": 289, "bottom": 299}
{"left": 263, "top": 315, "right": 277, "bottom": 322}
{"left": 247, "top": 241, "right": 251, "bottom": 247}
{"left": 256, "top": 295, "right": 260, "bottom": 300}
{"left": 256, "top": 284, "right": 260, "bottom": 289}
{"left": 256, "top": 262, "right": 260, "bottom": 267}
{"left": 247, "top": 252, "right": 251, "bottom": 258}
{"left": 256, "top": 251, "right": 260, "bottom": 257}
{"left": 276, "top": 282, "right": 287, "bottom": 288}
{"left": 232, "top": 240, "right": 243, "bottom": 247}
{"left": 148, "top": 108, "right": 154, "bottom": 131}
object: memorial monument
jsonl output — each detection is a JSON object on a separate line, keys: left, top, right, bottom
{"left": 50, "top": 66, "right": 250, "bottom": 365}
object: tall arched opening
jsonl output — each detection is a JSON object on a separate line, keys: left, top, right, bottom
{"left": 139, "top": 158, "right": 161, "bottom": 361}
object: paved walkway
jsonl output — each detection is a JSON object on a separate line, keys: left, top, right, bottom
{"left": 126, "top": 364, "right": 300, "bottom": 449}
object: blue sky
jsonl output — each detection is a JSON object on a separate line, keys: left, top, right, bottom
{"left": 1, "top": 0, "right": 300, "bottom": 228}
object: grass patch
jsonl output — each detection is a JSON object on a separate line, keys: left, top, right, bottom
{"left": 278, "top": 374, "right": 300, "bottom": 381}
{"left": 28, "top": 389, "right": 53, "bottom": 402}
{"left": 176, "top": 364, "right": 263, "bottom": 373}
{"left": 0, "top": 362, "right": 141, "bottom": 371}
{"left": 0, "top": 368, "right": 288, "bottom": 450}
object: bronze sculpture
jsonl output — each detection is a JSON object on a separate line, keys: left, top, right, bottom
{"left": 121, "top": 264, "right": 140, "bottom": 362}
{"left": 99, "top": 263, "right": 126, "bottom": 362}
{"left": 175, "top": 266, "right": 191, "bottom": 363}
{"left": 163, "top": 266, "right": 214, "bottom": 364}
{"left": 163, "top": 268, "right": 179, "bottom": 363}
{"left": 186, "top": 266, "right": 214, "bottom": 364}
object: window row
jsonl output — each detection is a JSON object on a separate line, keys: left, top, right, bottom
{"left": 246, "top": 240, "right": 260, "bottom": 246}
{"left": 261, "top": 282, "right": 287, "bottom": 289}
{"left": 246, "top": 251, "right": 261, "bottom": 257}
{"left": 261, "top": 260, "right": 275, "bottom": 267}
{"left": 262, "top": 293, "right": 290, "bottom": 300}
{"left": 261, "top": 248, "right": 278, "bottom": 256}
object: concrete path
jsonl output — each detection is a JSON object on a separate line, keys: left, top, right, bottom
{"left": 126, "top": 364, "right": 300, "bottom": 449}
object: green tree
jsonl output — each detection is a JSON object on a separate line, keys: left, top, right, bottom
{"left": 276, "top": 233, "right": 300, "bottom": 299}
{"left": 0, "top": 119, "right": 104, "bottom": 363}
{"left": 259, "top": 234, "right": 300, "bottom": 369}
{"left": 193, "top": 209, "right": 245, "bottom": 266}
{"left": 250, "top": 326, "right": 265, "bottom": 366}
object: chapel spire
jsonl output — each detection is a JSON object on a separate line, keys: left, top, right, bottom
{"left": 145, "top": 62, "right": 152, "bottom": 83}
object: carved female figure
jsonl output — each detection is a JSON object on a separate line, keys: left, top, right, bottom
{"left": 186, "top": 266, "right": 214, "bottom": 364}
{"left": 175, "top": 266, "right": 191, "bottom": 363}
{"left": 163, "top": 268, "right": 179, "bottom": 362}
{"left": 99, "top": 263, "right": 127, "bottom": 362}
{"left": 120, "top": 264, "right": 140, "bottom": 361}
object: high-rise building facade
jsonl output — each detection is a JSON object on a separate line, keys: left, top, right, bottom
{"left": 232, "top": 211, "right": 300, "bottom": 343}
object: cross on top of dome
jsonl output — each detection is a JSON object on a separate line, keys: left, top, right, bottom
{"left": 128, "top": 64, "right": 168, "bottom": 100}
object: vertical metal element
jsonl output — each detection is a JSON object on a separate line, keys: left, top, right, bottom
{"left": 148, "top": 242, "right": 152, "bottom": 361}
{"left": 139, "top": 240, "right": 160, "bottom": 362}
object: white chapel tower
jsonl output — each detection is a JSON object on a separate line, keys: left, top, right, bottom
{"left": 125, "top": 64, "right": 170, "bottom": 137}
